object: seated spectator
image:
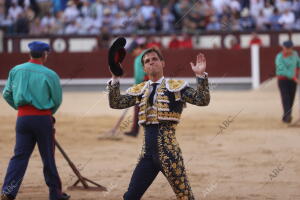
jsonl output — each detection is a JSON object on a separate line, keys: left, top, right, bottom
{"left": 213, "top": 0, "right": 230, "bottom": 15}
{"left": 136, "top": 13, "right": 148, "bottom": 31}
{"left": 174, "top": 0, "right": 191, "bottom": 22}
{"left": 90, "top": 0, "right": 103, "bottom": 19}
{"left": 249, "top": 32, "right": 262, "bottom": 46}
{"left": 1, "top": 2, "right": 13, "bottom": 33}
{"left": 80, "top": 0, "right": 91, "bottom": 17}
{"left": 184, "top": 10, "right": 206, "bottom": 32}
{"left": 121, "top": 10, "right": 137, "bottom": 34}
{"left": 90, "top": 13, "right": 103, "bottom": 34}
{"left": 30, "top": 17, "right": 44, "bottom": 35}
{"left": 73, "top": 0, "right": 83, "bottom": 8}
{"left": 276, "top": 0, "right": 292, "bottom": 13}
{"left": 8, "top": 2, "right": 23, "bottom": 22}
{"left": 161, "top": 7, "right": 175, "bottom": 33}
{"left": 0, "top": 7, "right": 5, "bottom": 22}
{"left": 229, "top": 0, "right": 241, "bottom": 12}
{"left": 111, "top": 12, "right": 127, "bottom": 34}
{"left": 118, "top": 0, "right": 133, "bottom": 10}
{"left": 36, "top": 0, "right": 52, "bottom": 16}
{"left": 52, "top": 11, "right": 65, "bottom": 34}
{"left": 239, "top": 8, "right": 256, "bottom": 31}
{"left": 231, "top": 16, "right": 241, "bottom": 30}
{"left": 250, "top": 0, "right": 264, "bottom": 18}
{"left": 263, "top": 1, "right": 274, "bottom": 20}
{"left": 294, "top": 17, "right": 300, "bottom": 30}
{"left": 132, "top": 0, "right": 143, "bottom": 7}
{"left": 64, "top": 0, "right": 79, "bottom": 23}
{"left": 256, "top": 10, "right": 268, "bottom": 30}
{"left": 15, "top": 12, "right": 29, "bottom": 34}
{"left": 168, "top": 34, "right": 180, "bottom": 49}
{"left": 219, "top": 5, "right": 233, "bottom": 20}
{"left": 206, "top": 15, "right": 221, "bottom": 31}
{"left": 145, "top": 10, "right": 161, "bottom": 33}
{"left": 64, "top": 20, "right": 79, "bottom": 34}
{"left": 269, "top": 7, "right": 281, "bottom": 30}
{"left": 76, "top": 14, "right": 100, "bottom": 35}
{"left": 41, "top": 12, "right": 56, "bottom": 33}
{"left": 278, "top": 9, "right": 295, "bottom": 30}
{"left": 52, "top": 0, "right": 68, "bottom": 14}
{"left": 139, "top": 0, "right": 155, "bottom": 21}
{"left": 107, "top": 0, "right": 118, "bottom": 15}
{"left": 19, "top": 0, "right": 40, "bottom": 18}
{"left": 292, "top": 0, "right": 300, "bottom": 19}
{"left": 220, "top": 15, "right": 232, "bottom": 31}
{"left": 102, "top": 8, "right": 113, "bottom": 30}
{"left": 4, "top": 0, "right": 10, "bottom": 16}
{"left": 203, "top": 0, "right": 215, "bottom": 17}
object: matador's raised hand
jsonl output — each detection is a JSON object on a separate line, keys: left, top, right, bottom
{"left": 190, "top": 53, "right": 206, "bottom": 76}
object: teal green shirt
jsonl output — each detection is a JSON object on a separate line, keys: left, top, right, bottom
{"left": 2, "top": 62, "right": 62, "bottom": 114}
{"left": 275, "top": 51, "right": 300, "bottom": 79}
{"left": 134, "top": 51, "right": 146, "bottom": 84}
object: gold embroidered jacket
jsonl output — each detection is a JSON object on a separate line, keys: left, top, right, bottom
{"left": 108, "top": 77, "right": 210, "bottom": 125}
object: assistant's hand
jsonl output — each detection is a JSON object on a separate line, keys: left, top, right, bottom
{"left": 51, "top": 116, "right": 56, "bottom": 134}
{"left": 51, "top": 116, "right": 56, "bottom": 124}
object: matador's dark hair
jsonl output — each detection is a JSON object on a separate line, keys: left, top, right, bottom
{"left": 141, "top": 48, "right": 164, "bottom": 66}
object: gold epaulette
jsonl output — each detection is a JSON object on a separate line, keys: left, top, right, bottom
{"left": 126, "top": 81, "right": 148, "bottom": 96}
{"left": 165, "top": 79, "right": 188, "bottom": 92}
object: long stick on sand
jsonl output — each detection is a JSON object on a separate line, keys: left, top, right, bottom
{"left": 55, "top": 139, "right": 107, "bottom": 191}
{"left": 98, "top": 108, "right": 129, "bottom": 139}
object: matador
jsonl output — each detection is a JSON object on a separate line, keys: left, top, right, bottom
{"left": 107, "top": 48, "right": 210, "bottom": 200}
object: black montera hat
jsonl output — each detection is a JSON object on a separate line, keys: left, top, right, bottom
{"left": 108, "top": 37, "right": 127, "bottom": 76}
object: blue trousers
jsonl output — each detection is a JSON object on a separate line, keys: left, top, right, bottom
{"left": 124, "top": 123, "right": 194, "bottom": 200}
{"left": 123, "top": 124, "right": 162, "bottom": 200}
{"left": 123, "top": 156, "right": 161, "bottom": 200}
{"left": 1, "top": 116, "right": 63, "bottom": 200}
{"left": 278, "top": 79, "right": 297, "bottom": 121}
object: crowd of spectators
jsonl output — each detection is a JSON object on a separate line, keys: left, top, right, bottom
{"left": 0, "top": 0, "right": 300, "bottom": 36}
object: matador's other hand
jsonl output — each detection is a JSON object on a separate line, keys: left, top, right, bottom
{"left": 190, "top": 53, "right": 206, "bottom": 76}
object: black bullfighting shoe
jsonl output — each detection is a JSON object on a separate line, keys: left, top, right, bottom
{"left": 1, "top": 194, "right": 15, "bottom": 200}
{"left": 58, "top": 193, "right": 71, "bottom": 200}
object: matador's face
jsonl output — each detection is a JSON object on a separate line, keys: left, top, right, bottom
{"left": 143, "top": 52, "right": 165, "bottom": 77}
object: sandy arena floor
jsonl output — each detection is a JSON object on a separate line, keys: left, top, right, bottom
{"left": 0, "top": 78, "right": 300, "bottom": 200}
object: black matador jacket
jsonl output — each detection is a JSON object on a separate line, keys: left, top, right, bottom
{"left": 107, "top": 76, "right": 210, "bottom": 200}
